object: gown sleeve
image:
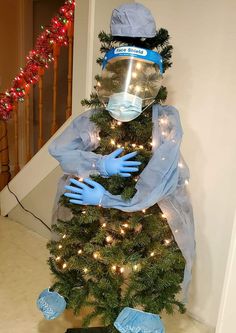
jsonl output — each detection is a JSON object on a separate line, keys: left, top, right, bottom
{"left": 48, "top": 109, "right": 104, "bottom": 178}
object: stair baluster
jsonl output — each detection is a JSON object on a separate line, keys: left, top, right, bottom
{"left": 66, "top": 22, "right": 74, "bottom": 120}
{"left": 0, "top": 121, "right": 11, "bottom": 190}
{"left": 38, "top": 68, "right": 44, "bottom": 150}
{"left": 51, "top": 44, "right": 60, "bottom": 135}
{"left": 14, "top": 103, "right": 20, "bottom": 176}
{"left": 25, "top": 92, "right": 31, "bottom": 163}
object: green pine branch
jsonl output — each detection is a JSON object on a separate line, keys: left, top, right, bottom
{"left": 48, "top": 24, "right": 186, "bottom": 327}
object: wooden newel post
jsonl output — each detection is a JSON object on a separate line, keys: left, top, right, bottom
{"left": 66, "top": 21, "right": 74, "bottom": 120}
{"left": 0, "top": 120, "right": 11, "bottom": 190}
{"left": 51, "top": 44, "right": 60, "bottom": 135}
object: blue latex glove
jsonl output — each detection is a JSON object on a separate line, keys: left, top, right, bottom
{"left": 114, "top": 307, "right": 165, "bottom": 333}
{"left": 101, "top": 148, "right": 141, "bottom": 177}
{"left": 37, "top": 288, "right": 66, "bottom": 320}
{"left": 64, "top": 178, "right": 106, "bottom": 205}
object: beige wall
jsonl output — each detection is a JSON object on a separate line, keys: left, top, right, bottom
{"left": 135, "top": 0, "right": 236, "bottom": 328}
{"left": 71, "top": 0, "right": 91, "bottom": 116}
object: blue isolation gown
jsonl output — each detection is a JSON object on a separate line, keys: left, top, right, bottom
{"left": 49, "top": 104, "right": 195, "bottom": 299}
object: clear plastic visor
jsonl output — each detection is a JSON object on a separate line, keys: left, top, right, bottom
{"left": 96, "top": 56, "right": 163, "bottom": 107}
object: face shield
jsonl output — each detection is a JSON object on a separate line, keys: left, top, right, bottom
{"left": 96, "top": 46, "right": 163, "bottom": 122}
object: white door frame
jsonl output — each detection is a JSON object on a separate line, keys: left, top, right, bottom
{"left": 216, "top": 211, "right": 236, "bottom": 332}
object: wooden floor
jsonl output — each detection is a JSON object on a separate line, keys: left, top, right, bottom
{"left": 0, "top": 216, "right": 214, "bottom": 333}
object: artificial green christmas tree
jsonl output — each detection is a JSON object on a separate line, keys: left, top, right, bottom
{"left": 47, "top": 27, "right": 186, "bottom": 331}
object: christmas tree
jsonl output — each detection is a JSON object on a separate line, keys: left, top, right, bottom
{"left": 47, "top": 28, "right": 186, "bottom": 330}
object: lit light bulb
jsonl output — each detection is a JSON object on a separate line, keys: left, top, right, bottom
{"left": 160, "top": 117, "right": 168, "bottom": 125}
{"left": 136, "top": 63, "right": 142, "bottom": 70}
{"left": 83, "top": 268, "right": 88, "bottom": 273}
{"left": 56, "top": 256, "right": 61, "bottom": 261}
{"left": 62, "top": 263, "right": 67, "bottom": 269}
{"left": 120, "top": 267, "right": 125, "bottom": 273}
{"left": 102, "top": 223, "right": 107, "bottom": 228}
{"left": 142, "top": 209, "right": 146, "bottom": 213}
{"left": 164, "top": 239, "right": 172, "bottom": 245}
{"left": 135, "top": 85, "right": 141, "bottom": 93}
{"left": 111, "top": 265, "right": 117, "bottom": 271}
{"left": 161, "top": 213, "right": 167, "bottom": 219}
{"left": 110, "top": 139, "right": 115, "bottom": 145}
{"left": 139, "top": 145, "right": 144, "bottom": 149}
{"left": 120, "top": 229, "right": 125, "bottom": 235}
{"left": 93, "top": 252, "right": 99, "bottom": 259}
{"left": 106, "top": 235, "right": 113, "bottom": 243}
{"left": 117, "top": 121, "right": 122, "bottom": 126}
{"left": 132, "top": 72, "right": 137, "bottom": 78}
{"left": 117, "top": 144, "right": 122, "bottom": 148}
{"left": 133, "top": 264, "right": 139, "bottom": 271}
{"left": 150, "top": 252, "right": 155, "bottom": 257}
{"left": 58, "top": 244, "right": 62, "bottom": 249}
{"left": 78, "top": 249, "right": 83, "bottom": 255}
{"left": 97, "top": 136, "right": 101, "bottom": 141}
{"left": 62, "top": 234, "right": 66, "bottom": 239}
{"left": 82, "top": 210, "right": 86, "bottom": 214}
{"left": 97, "top": 82, "right": 101, "bottom": 87}
{"left": 132, "top": 143, "right": 136, "bottom": 148}
{"left": 122, "top": 223, "right": 129, "bottom": 228}
{"left": 79, "top": 177, "right": 84, "bottom": 182}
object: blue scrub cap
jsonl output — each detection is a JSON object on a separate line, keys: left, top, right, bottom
{"left": 110, "top": 3, "right": 157, "bottom": 38}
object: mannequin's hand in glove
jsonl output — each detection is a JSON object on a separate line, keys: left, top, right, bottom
{"left": 101, "top": 148, "right": 141, "bottom": 177}
{"left": 64, "top": 178, "right": 106, "bottom": 205}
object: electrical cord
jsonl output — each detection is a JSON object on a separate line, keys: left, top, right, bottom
{"left": 6, "top": 183, "right": 52, "bottom": 232}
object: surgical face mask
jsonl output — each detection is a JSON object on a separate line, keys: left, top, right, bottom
{"left": 107, "top": 92, "right": 142, "bottom": 122}
{"left": 97, "top": 46, "right": 163, "bottom": 122}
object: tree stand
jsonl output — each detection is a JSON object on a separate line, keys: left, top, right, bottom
{"left": 66, "top": 327, "right": 109, "bottom": 333}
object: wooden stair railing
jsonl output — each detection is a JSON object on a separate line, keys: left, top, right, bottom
{"left": 0, "top": 22, "right": 74, "bottom": 191}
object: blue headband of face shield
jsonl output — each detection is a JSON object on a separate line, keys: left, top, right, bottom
{"left": 102, "top": 46, "right": 163, "bottom": 74}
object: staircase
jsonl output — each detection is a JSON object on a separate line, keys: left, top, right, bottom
{"left": 0, "top": 0, "right": 92, "bottom": 238}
